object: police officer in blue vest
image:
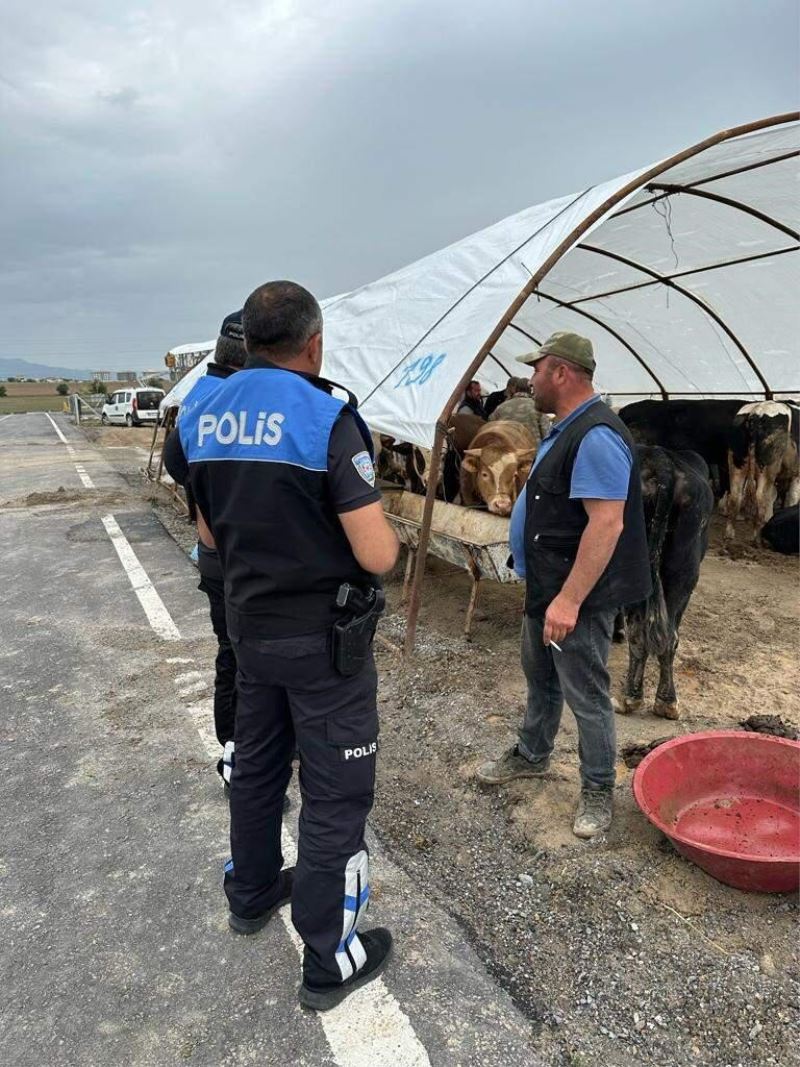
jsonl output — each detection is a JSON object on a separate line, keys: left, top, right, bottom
{"left": 173, "top": 281, "right": 399, "bottom": 1012}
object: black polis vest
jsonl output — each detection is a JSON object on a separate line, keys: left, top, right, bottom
{"left": 523, "top": 401, "right": 651, "bottom": 615}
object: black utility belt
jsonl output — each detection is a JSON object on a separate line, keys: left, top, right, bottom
{"left": 331, "top": 583, "right": 385, "bottom": 677}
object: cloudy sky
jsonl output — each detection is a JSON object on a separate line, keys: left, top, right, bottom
{"left": 1, "top": 0, "right": 797, "bottom": 371}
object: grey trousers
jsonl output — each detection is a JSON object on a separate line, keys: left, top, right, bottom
{"left": 518, "top": 609, "right": 616, "bottom": 789}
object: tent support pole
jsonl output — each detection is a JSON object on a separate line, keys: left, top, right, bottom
{"left": 401, "top": 110, "right": 798, "bottom": 656}
{"left": 578, "top": 244, "right": 773, "bottom": 398}
{"left": 403, "top": 420, "right": 447, "bottom": 657}
{"left": 645, "top": 183, "right": 799, "bottom": 242}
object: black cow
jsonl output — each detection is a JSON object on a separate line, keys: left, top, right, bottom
{"left": 761, "top": 505, "right": 799, "bottom": 555}
{"left": 619, "top": 399, "right": 749, "bottom": 500}
{"left": 621, "top": 447, "right": 714, "bottom": 720}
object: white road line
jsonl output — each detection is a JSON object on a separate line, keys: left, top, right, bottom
{"left": 101, "top": 514, "right": 181, "bottom": 641}
{"left": 184, "top": 695, "right": 430, "bottom": 1066}
{"left": 0, "top": 414, "right": 13, "bottom": 423}
{"left": 44, "top": 412, "right": 98, "bottom": 487}
{"left": 74, "top": 465, "right": 95, "bottom": 489}
{"left": 44, "top": 411, "right": 69, "bottom": 444}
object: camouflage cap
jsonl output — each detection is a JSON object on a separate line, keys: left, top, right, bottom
{"left": 516, "top": 331, "right": 595, "bottom": 373}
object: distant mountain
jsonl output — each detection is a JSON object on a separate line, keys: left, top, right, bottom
{"left": 0, "top": 358, "right": 93, "bottom": 380}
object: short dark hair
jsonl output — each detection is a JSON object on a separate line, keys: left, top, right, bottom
{"left": 242, "top": 281, "right": 322, "bottom": 363}
{"left": 214, "top": 334, "right": 247, "bottom": 369}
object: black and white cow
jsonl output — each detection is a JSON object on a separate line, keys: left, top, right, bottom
{"left": 725, "top": 400, "right": 800, "bottom": 542}
{"left": 619, "top": 399, "right": 749, "bottom": 500}
{"left": 621, "top": 447, "right": 714, "bottom": 721}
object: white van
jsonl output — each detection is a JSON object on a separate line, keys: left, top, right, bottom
{"left": 101, "top": 387, "right": 165, "bottom": 427}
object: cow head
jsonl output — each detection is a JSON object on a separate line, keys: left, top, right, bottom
{"left": 461, "top": 444, "right": 536, "bottom": 515}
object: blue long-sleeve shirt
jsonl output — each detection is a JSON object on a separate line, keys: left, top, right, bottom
{"left": 508, "top": 396, "right": 632, "bottom": 579}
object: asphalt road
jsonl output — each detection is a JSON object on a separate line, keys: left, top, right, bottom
{"left": 0, "top": 413, "right": 541, "bottom": 1067}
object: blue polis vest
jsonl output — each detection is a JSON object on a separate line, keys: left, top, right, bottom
{"left": 179, "top": 365, "right": 374, "bottom": 638}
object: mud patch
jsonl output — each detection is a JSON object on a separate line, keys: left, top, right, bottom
{"left": 1, "top": 487, "right": 130, "bottom": 511}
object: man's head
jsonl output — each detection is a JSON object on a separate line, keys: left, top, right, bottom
{"left": 242, "top": 281, "right": 323, "bottom": 374}
{"left": 506, "top": 376, "right": 530, "bottom": 398}
{"left": 465, "top": 380, "right": 482, "bottom": 401}
{"left": 214, "top": 309, "right": 247, "bottom": 369}
{"left": 516, "top": 332, "right": 595, "bottom": 413}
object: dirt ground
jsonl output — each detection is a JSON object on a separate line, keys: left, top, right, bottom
{"left": 108, "top": 427, "right": 798, "bottom": 1067}
{"left": 81, "top": 424, "right": 160, "bottom": 451}
{"left": 367, "top": 520, "right": 799, "bottom": 1067}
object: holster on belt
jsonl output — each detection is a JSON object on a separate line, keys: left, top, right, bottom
{"left": 331, "top": 583, "right": 385, "bottom": 677}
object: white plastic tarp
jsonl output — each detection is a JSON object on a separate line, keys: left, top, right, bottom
{"left": 321, "top": 121, "right": 799, "bottom": 448}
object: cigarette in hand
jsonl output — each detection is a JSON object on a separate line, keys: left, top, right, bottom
{"left": 548, "top": 639, "right": 563, "bottom": 652}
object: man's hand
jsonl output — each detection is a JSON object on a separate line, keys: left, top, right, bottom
{"left": 543, "top": 592, "right": 579, "bottom": 646}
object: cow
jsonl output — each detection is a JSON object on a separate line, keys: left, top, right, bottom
{"left": 619, "top": 399, "right": 749, "bottom": 500}
{"left": 374, "top": 435, "right": 424, "bottom": 494}
{"left": 761, "top": 505, "right": 799, "bottom": 555}
{"left": 409, "top": 436, "right": 462, "bottom": 503}
{"left": 621, "top": 447, "right": 714, "bottom": 720}
{"left": 375, "top": 427, "right": 465, "bottom": 503}
{"left": 725, "top": 401, "right": 800, "bottom": 542}
{"left": 447, "top": 412, "right": 486, "bottom": 452}
{"left": 401, "top": 413, "right": 490, "bottom": 503}
{"left": 460, "top": 421, "right": 537, "bottom": 516}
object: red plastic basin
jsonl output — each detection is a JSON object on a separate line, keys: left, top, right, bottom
{"left": 633, "top": 731, "right": 800, "bottom": 893}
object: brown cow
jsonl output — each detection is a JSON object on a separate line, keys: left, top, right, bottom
{"left": 446, "top": 412, "right": 486, "bottom": 452}
{"left": 460, "top": 421, "right": 537, "bottom": 516}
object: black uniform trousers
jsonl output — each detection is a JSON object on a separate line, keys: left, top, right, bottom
{"left": 225, "top": 630, "right": 378, "bottom": 988}
{"left": 196, "top": 545, "right": 236, "bottom": 747}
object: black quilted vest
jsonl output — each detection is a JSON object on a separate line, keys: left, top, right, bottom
{"left": 523, "top": 401, "right": 651, "bottom": 614}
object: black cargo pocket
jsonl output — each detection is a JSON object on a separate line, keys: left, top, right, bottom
{"left": 326, "top": 709, "right": 379, "bottom": 764}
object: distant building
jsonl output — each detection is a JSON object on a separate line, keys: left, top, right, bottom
{"left": 92, "top": 370, "right": 112, "bottom": 381}
{"left": 118, "top": 371, "right": 137, "bottom": 382}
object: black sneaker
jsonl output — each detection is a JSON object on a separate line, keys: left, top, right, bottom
{"left": 299, "top": 928, "right": 393, "bottom": 1011}
{"left": 228, "top": 867, "right": 294, "bottom": 935}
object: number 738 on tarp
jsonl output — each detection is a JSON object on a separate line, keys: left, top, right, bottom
{"left": 394, "top": 353, "right": 446, "bottom": 388}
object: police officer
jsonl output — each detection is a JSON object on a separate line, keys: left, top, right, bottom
{"left": 172, "top": 280, "right": 399, "bottom": 1012}
{"left": 163, "top": 311, "right": 247, "bottom": 788}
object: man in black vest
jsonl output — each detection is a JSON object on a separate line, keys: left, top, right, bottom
{"left": 477, "top": 332, "right": 651, "bottom": 838}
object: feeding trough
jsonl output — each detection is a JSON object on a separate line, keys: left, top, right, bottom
{"left": 381, "top": 489, "right": 521, "bottom": 636}
{"left": 634, "top": 731, "right": 800, "bottom": 893}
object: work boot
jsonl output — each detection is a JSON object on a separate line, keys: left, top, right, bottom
{"left": 573, "top": 787, "right": 614, "bottom": 839}
{"left": 228, "top": 867, "right": 294, "bottom": 935}
{"left": 475, "top": 744, "right": 549, "bottom": 785}
{"left": 299, "top": 928, "right": 393, "bottom": 1012}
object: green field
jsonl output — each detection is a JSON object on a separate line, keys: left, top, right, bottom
{"left": 0, "top": 396, "right": 72, "bottom": 414}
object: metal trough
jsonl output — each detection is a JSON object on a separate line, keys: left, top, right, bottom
{"left": 382, "top": 489, "right": 521, "bottom": 636}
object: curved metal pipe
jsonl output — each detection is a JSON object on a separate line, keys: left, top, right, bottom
{"left": 402, "top": 111, "right": 798, "bottom": 655}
